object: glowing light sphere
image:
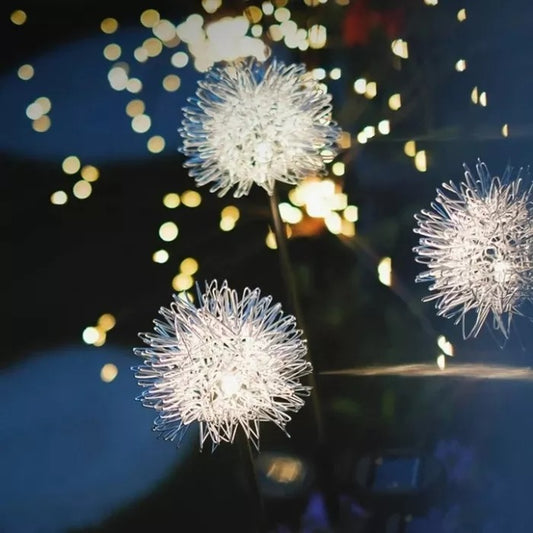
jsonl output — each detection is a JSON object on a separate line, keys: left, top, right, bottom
{"left": 179, "top": 56, "right": 340, "bottom": 197}
{"left": 413, "top": 160, "right": 533, "bottom": 339}
{"left": 133, "top": 280, "right": 312, "bottom": 450}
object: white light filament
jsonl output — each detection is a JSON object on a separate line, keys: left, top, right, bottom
{"left": 413, "top": 160, "right": 533, "bottom": 339}
{"left": 179, "top": 56, "right": 340, "bottom": 197}
{"left": 133, "top": 280, "right": 312, "bottom": 450}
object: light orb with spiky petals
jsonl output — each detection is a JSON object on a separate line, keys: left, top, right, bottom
{"left": 413, "top": 160, "right": 533, "bottom": 339}
{"left": 178, "top": 56, "right": 341, "bottom": 198}
{"left": 133, "top": 280, "right": 312, "bottom": 450}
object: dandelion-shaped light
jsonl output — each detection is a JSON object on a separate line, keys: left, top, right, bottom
{"left": 413, "top": 160, "right": 533, "bottom": 339}
{"left": 178, "top": 56, "right": 341, "bottom": 198}
{"left": 133, "top": 280, "right": 312, "bottom": 450}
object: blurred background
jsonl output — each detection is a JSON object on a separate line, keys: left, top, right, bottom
{"left": 3, "top": 0, "right": 533, "bottom": 531}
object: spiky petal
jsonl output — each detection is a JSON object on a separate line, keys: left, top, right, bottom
{"left": 413, "top": 160, "right": 533, "bottom": 338}
{"left": 133, "top": 280, "right": 312, "bottom": 450}
{"left": 178, "top": 56, "right": 340, "bottom": 198}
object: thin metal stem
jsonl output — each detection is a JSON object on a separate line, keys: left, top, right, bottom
{"left": 239, "top": 431, "right": 267, "bottom": 533}
{"left": 268, "top": 187, "right": 325, "bottom": 444}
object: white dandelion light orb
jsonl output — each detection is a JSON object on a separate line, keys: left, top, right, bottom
{"left": 413, "top": 160, "right": 533, "bottom": 339}
{"left": 178, "top": 56, "right": 341, "bottom": 198}
{"left": 133, "top": 280, "right": 312, "bottom": 450}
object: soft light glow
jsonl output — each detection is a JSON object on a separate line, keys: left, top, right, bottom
{"left": 180, "top": 57, "right": 340, "bottom": 197}
{"left": 251, "top": 24, "right": 263, "bottom": 37}
{"left": 338, "top": 131, "right": 352, "bottom": 149}
{"left": 101, "top": 18, "right": 119, "bottom": 34}
{"left": 325, "top": 363, "right": 533, "bottom": 381}
{"left": 221, "top": 205, "right": 240, "bottom": 221}
{"left": 404, "top": 140, "right": 416, "bottom": 157}
{"left": 414, "top": 150, "right": 427, "bottom": 172}
{"left": 26, "top": 102, "right": 44, "bottom": 120}
{"left": 133, "top": 280, "right": 312, "bottom": 450}
{"left": 332, "top": 162, "right": 345, "bottom": 176}
{"left": 143, "top": 37, "right": 163, "bottom": 57}
{"left": 32, "top": 116, "right": 51, "bottom": 132}
{"left": 103, "top": 44, "right": 121, "bottom": 61}
{"left": 171, "top": 52, "right": 189, "bottom": 68}
{"left": 98, "top": 313, "right": 116, "bottom": 331}
{"left": 181, "top": 190, "right": 202, "bottom": 207}
{"left": 172, "top": 272, "right": 194, "bottom": 291}
{"left": 262, "top": 1, "right": 275, "bottom": 15}
{"left": 324, "top": 212, "right": 342, "bottom": 234}
{"left": 378, "top": 120, "right": 390, "bottom": 135}
{"left": 62, "top": 156, "right": 81, "bottom": 175}
{"left": 502, "top": 124, "right": 509, "bottom": 137}
{"left": 140, "top": 10, "right": 160, "bottom": 28}
{"left": 343, "top": 205, "right": 358, "bottom": 222}
{"left": 127, "top": 78, "right": 143, "bottom": 93}
{"left": 50, "top": 190, "right": 68, "bottom": 205}
{"left": 391, "top": 39, "right": 409, "bottom": 59}
{"left": 17, "top": 64, "right": 34, "bottom": 80}
{"left": 35, "top": 97, "right": 51, "bottom": 114}
{"left": 159, "top": 221, "right": 179, "bottom": 241}
{"left": 329, "top": 68, "right": 341, "bottom": 80}
{"left": 274, "top": 7, "right": 291, "bottom": 22}
{"left": 265, "top": 456, "right": 304, "bottom": 483}
{"left": 437, "top": 335, "right": 454, "bottom": 356}
{"left": 100, "top": 363, "right": 118, "bottom": 382}
{"left": 353, "top": 78, "right": 367, "bottom": 94}
{"left": 10, "top": 10, "right": 27, "bottom": 25}
{"left": 341, "top": 220, "right": 356, "bottom": 237}
{"left": 278, "top": 203, "right": 303, "bottom": 224}
{"left": 269, "top": 24, "right": 283, "bottom": 42}
{"left": 312, "top": 67, "right": 326, "bottom": 80}
{"left": 308, "top": 24, "right": 327, "bottom": 49}
{"left": 180, "top": 257, "right": 199, "bottom": 275}
{"left": 203, "top": 0, "right": 222, "bottom": 14}
{"left": 134, "top": 47, "right": 149, "bottom": 63}
{"left": 147, "top": 136, "right": 165, "bottom": 153}
{"left": 455, "top": 59, "right": 467, "bottom": 72}
{"left": 266, "top": 229, "right": 277, "bottom": 249}
{"left": 153, "top": 249, "right": 170, "bottom": 263}
{"left": 220, "top": 217, "right": 236, "bottom": 231}
{"left": 82, "top": 326, "right": 99, "bottom": 344}
{"left": 73, "top": 180, "right": 92, "bottom": 199}
{"left": 163, "top": 193, "right": 180, "bottom": 208}
{"left": 457, "top": 8, "right": 467, "bottom": 22}
{"left": 388, "top": 93, "right": 402, "bottom": 110}
{"left": 108, "top": 65, "right": 128, "bottom": 91}
{"left": 378, "top": 257, "right": 392, "bottom": 286}
{"left": 471, "top": 86, "right": 479, "bottom": 104}
{"left": 363, "top": 125, "right": 375, "bottom": 138}
{"left": 245, "top": 5, "right": 263, "bottom": 23}
{"left": 413, "top": 160, "right": 533, "bottom": 338}
{"left": 132, "top": 114, "right": 151, "bottom": 133}
{"left": 437, "top": 354, "right": 446, "bottom": 370}
{"left": 479, "top": 91, "right": 487, "bottom": 107}
{"left": 80, "top": 165, "right": 99, "bottom": 182}
{"left": 364, "top": 81, "right": 377, "bottom": 99}
{"left": 290, "top": 178, "right": 333, "bottom": 215}
{"left": 176, "top": 14, "right": 268, "bottom": 73}
{"left": 153, "top": 19, "right": 176, "bottom": 42}
{"left": 126, "top": 99, "right": 145, "bottom": 117}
